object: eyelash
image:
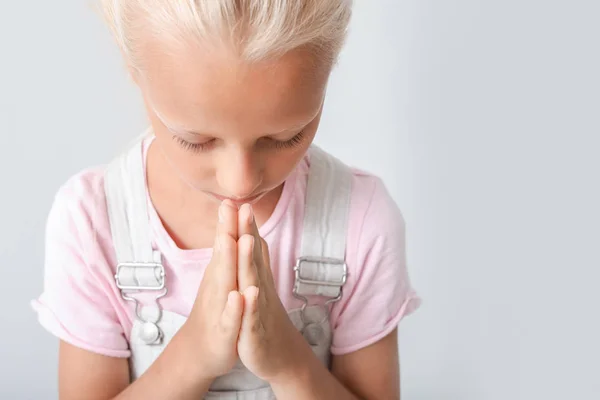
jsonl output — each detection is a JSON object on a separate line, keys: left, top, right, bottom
{"left": 172, "top": 130, "right": 307, "bottom": 153}
{"left": 173, "top": 136, "right": 214, "bottom": 153}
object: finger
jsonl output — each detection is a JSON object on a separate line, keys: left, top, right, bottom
{"left": 218, "top": 199, "right": 239, "bottom": 241}
{"left": 238, "top": 203, "right": 266, "bottom": 268}
{"left": 237, "top": 234, "right": 259, "bottom": 292}
{"left": 241, "top": 285, "right": 262, "bottom": 336}
{"left": 215, "top": 232, "right": 238, "bottom": 302}
{"left": 238, "top": 204, "right": 275, "bottom": 289}
{"left": 207, "top": 200, "right": 238, "bottom": 290}
{"left": 257, "top": 236, "right": 276, "bottom": 285}
{"left": 208, "top": 200, "right": 237, "bottom": 261}
{"left": 259, "top": 237, "right": 270, "bottom": 269}
{"left": 220, "top": 290, "right": 243, "bottom": 340}
{"left": 238, "top": 204, "right": 272, "bottom": 281}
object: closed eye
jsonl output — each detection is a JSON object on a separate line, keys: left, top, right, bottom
{"left": 172, "top": 129, "right": 308, "bottom": 153}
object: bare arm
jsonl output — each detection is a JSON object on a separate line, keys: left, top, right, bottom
{"left": 330, "top": 329, "right": 400, "bottom": 400}
{"left": 57, "top": 201, "right": 245, "bottom": 400}
{"left": 269, "top": 329, "right": 400, "bottom": 400}
{"left": 58, "top": 323, "right": 214, "bottom": 400}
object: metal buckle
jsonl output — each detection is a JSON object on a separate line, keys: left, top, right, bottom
{"left": 293, "top": 256, "right": 347, "bottom": 329}
{"left": 114, "top": 262, "right": 168, "bottom": 346}
{"left": 115, "top": 262, "right": 165, "bottom": 291}
{"left": 293, "top": 256, "right": 347, "bottom": 288}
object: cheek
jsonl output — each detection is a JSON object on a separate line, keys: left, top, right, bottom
{"left": 263, "top": 130, "right": 315, "bottom": 183}
{"left": 263, "top": 149, "right": 308, "bottom": 183}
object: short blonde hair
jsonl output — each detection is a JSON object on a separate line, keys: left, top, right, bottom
{"left": 99, "top": 0, "right": 353, "bottom": 69}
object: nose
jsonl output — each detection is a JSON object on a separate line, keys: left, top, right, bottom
{"left": 216, "top": 147, "right": 262, "bottom": 199}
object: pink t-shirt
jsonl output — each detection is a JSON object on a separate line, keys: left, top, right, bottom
{"left": 31, "top": 137, "right": 420, "bottom": 358}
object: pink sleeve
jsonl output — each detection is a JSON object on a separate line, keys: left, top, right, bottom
{"left": 330, "top": 176, "right": 421, "bottom": 355}
{"left": 31, "top": 179, "right": 130, "bottom": 358}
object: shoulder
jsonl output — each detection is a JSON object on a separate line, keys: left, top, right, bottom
{"left": 306, "top": 149, "right": 420, "bottom": 354}
{"left": 49, "top": 165, "right": 108, "bottom": 219}
{"left": 304, "top": 146, "right": 403, "bottom": 224}
{"left": 343, "top": 166, "right": 409, "bottom": 288}
{"left": 45, "top": 165, "right": 112, "bottom": 256}
{"left": 34, "top": 165, "right": 131, "bottom": 357}
{"left": 52, "top": 165, "right": 107, "bottom": 205}
{"left": 304, "top": 146, "right": 411, "bottom": 285}
{"left": 347, "top": 167, "right": 405, "bottom": 247}
{"left": 300, "top": 146, "right": 406, "bottom": 251}
{"left": 306, "top": 147, "right": 405, "bottom": 248}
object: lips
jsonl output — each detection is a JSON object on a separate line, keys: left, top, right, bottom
{"left": 208, "top": 191, "right": 264, "bottom": 206}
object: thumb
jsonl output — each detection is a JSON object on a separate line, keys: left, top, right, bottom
{"left": 220, "top": 290, "right": 243, "bottom": 340}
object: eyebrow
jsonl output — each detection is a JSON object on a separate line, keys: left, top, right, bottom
{"left": 153, "top": 107, "right": 203, "bottom": 135}
{"left": 152, "top": 102, "right": 315, "bottom": 137}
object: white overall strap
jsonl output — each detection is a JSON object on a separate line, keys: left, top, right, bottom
{"left": 294, "top": 145, "right": 353, "bottom": 300}
{"left": 104, "top": 140, "right": 164, "bottom": 290}
{"left": 104, "top": 139, "right": 166, "bottom": 345}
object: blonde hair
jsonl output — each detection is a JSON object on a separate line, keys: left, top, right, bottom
{"left": 99, "top": 0, "right": 353, "bottom": 70}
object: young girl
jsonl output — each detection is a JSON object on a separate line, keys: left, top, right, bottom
{"left": 32, "top": 1, "right": 420, "bottom": 399}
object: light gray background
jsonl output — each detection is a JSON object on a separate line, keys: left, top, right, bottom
{"left": 1, "top": 1, "right": 598, "bottom": 399}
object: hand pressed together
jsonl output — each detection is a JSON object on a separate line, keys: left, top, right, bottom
{"left": 236, "top": 203, "right": 303, "bottom": 382}
{"left": 183, "top": 200, "right": 244, "bottom": 380}
{"left": 183, "top": 200, "right": 303, "bottom": 383}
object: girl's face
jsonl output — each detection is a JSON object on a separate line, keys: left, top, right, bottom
{"left": 134, "top": 44, "right": 331, "bottom": 208}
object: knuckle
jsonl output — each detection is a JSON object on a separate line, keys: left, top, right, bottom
{"left": 221, "top": 200, "right": 237, "bottom": 217}
{"left": 218, "top": 315, "right": 233, "bottom": 334}
{"left": 218, "top": 234, "right": 237, "bottom": 256}
{"left": 218, "top": 233, "right": 231, "bottom": 248}
{"left": 219, "top": 319, "right": 229, "bottom": 333}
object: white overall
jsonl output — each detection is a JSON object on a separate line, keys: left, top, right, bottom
{"left": 104, "top": 139, "right": 353, "bottom": 399}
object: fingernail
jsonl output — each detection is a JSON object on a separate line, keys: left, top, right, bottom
{"left": 254, "top": 287, "right": 260, "bottom": 301}
{"left": 218, "top": 203, "right": 224, "bottom": 223}
{"left": 227, "top": 291, "right": 236, "bottom": 306}
{"left": 247, "top": 204, "right": 254, "bottom": 224}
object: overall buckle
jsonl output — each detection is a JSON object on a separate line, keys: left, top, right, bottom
{"left": 115, "top": 262, "right": 165, "bottom": 291}
{"left": 292, "top": 256, "right": 348, "bottom": 329}
{"left": 293, "top": 256, "right": 347, "bottom": 290}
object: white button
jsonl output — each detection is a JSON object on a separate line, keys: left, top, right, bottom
{"left": 302, "top": 323, "right": 323, "bottom": 346}
{"left": 140, "top": 322, "right": 161, "bottom": 345}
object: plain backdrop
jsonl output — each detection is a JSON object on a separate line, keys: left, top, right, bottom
{"left": 1, "top": 1, "right": 599, "bottom": 399}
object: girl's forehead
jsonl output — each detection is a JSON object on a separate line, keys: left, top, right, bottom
{"left": 138, "top": 42, "right": 329, "bottom": 93}
{"left": 138, "top": 45, "right": 329, "bottom": 134}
